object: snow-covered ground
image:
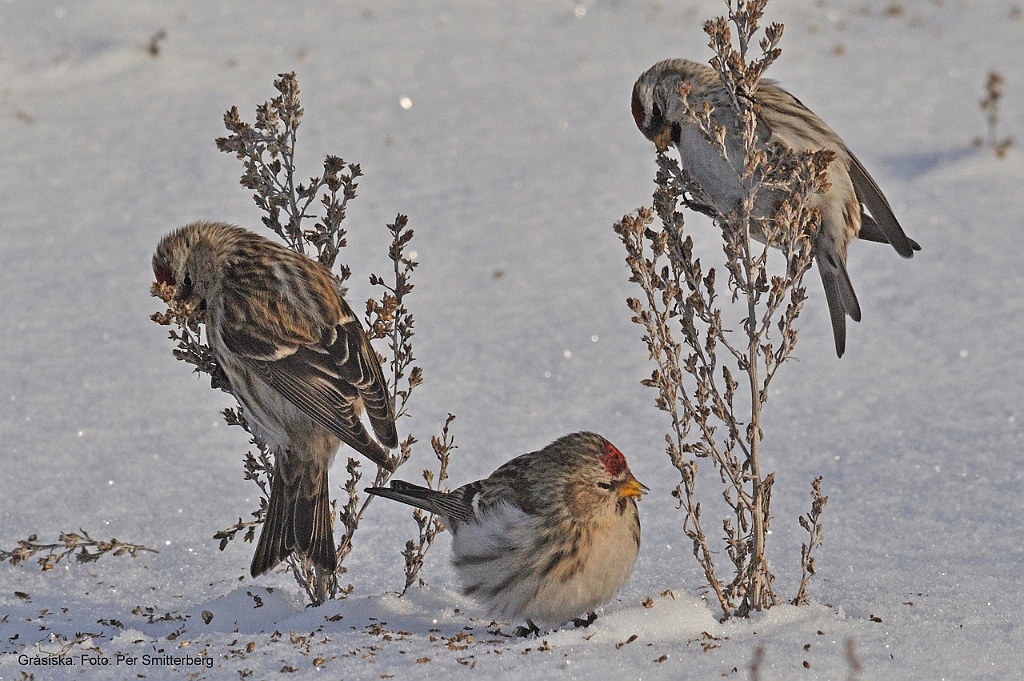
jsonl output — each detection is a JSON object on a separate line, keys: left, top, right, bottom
{"left": 2, "top": 1, "right": 1022, "bottom": 679}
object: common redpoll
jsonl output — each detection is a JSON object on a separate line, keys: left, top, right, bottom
{"left": 152, "top": 221, "right": 398, "bottom": 577}
{"left": 631, "top": 59, "right": 920, "bottom": 357}
{"left": 366, "top": 432, "right": 646, "bottom": 629}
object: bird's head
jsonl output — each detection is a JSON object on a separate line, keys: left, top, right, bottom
{"left": 152, "top": 221, "right": 229, "bottom": 309}
{"left": 597, "top": 439, "right": 648, "bottom": 505}
{"left": 632, "top": 58, "right": 718, "bottom": 152}
{"left": 557, "top": 433, "right": 647, "bottom": 516}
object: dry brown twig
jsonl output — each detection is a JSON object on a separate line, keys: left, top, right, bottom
{"left": 151, "top": 72, "right": 453, "bottom": 605}
{"left": 793, "top": 476, "right": 828, "bottom": 606}
{"left": 401, "top": 413, "right": 457, "bottom": 594}
{"left": 1, "top": 530, "right": 157, "bottom": 571}
{"left": 845, "top": 638, "right": 863, "bottom": 681}
{"left": 974, "top": 70, "right": 1013, "bottom": 158}
{"left": 615, "top": 0, "right": 830, "bottom": 618}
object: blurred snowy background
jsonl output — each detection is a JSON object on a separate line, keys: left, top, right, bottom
{"left": 1, "top": 1, "right": 1022, "bottom": 679}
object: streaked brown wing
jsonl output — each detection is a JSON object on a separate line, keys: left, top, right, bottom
{"left": 859, "top": 212, "right": 922, "bottom": 251}
{"left": 330, "top": 309, "right": 399, "bottom": 450}
{"left": 246, "top": 342, "right": 393, "bottom": 469}
{"left": 216, "top": 270, "right": 324, "bottom": 361}
{"left": 475, "top": 453, "right": 539, "bottom": 515}
{"left": 846, "top": 151, "right": 917, "bottom": 258}
{"left": 218, "top": 287, "right": 397, "bottom": 466}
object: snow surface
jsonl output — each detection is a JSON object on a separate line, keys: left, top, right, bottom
{"left": 1, "top": 0, "right": 1023, "bottom": 679}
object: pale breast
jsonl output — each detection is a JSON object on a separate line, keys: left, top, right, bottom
{"left": 451, "top": 499, "right": 640, "bottom": 626}
{"left": 206, "top": 310, "right": 315, "bottom": 454}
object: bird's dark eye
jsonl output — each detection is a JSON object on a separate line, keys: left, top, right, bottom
{"left": 652, "top": 103, "right": 663, "bottom": 123}
{"left": 597, "top": 482, "right": 612, "bottom": 490}
{"left": 183, "top": 274, "right": 193, "bottom": 288}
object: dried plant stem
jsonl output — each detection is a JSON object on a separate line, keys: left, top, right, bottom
{"left": 975, "top": 70, "right": 1013, "bottom": 158}
{"left": 741, "top": 200, "right": 769, "bottom": 614}
{"left": 1, "top": 530, "right": 157, "bottom": 571}
{"left": 616, "top": 0, "right": 831, "bottom": 618}
{"left": 154, "top": 72, "right": 453, "bottom": 605}
{"left": 749, "top": 644, "right": 766, "bottom": 681}
{"left": 793, "top": 476, "right": 829, "bottom": 606}
{"left": 401, "top": 413, "right": 456, "bottom": 594}
{"left": 845, "top": 638, "right": 863, "bottom": 681}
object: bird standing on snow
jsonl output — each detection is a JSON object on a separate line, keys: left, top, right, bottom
{"left": 152, "top": 221, "right": 398, "bottom": 578}
{"left": 631, "top": 58, "right": 920, "bottom": 357}
{"left": 367, "top": 432, "right": 646, "bottom": 631}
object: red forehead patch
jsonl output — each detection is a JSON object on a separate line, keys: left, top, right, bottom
{"left": 600, "top": 442, "right": 628, "bottom": 477}
{"left": 154, "top": 264, "right": 175, "bottom": 286}
{"left": 631, "top": 92, "right": 645, "bottom": 130}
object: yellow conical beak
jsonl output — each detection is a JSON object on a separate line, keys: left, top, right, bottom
{"left": 618, "top": 475, "right": 649, "bottom": 500}
{"left": 652, "top": 124, "right": 673, "bottom": 153}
